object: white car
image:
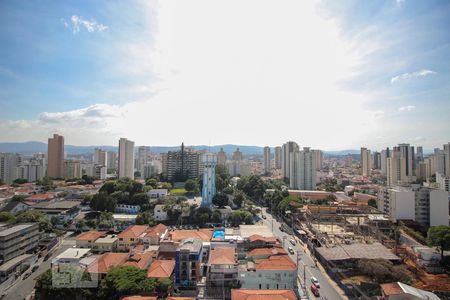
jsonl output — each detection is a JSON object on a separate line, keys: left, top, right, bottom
{"left": 311, "top": 276, "right": 320, "bottom": 288}
{"left": 288, "top": 247, "right": 295, "bottom": 254}
{"left": 290, "top": 239, "right": 296, "bottom": 245}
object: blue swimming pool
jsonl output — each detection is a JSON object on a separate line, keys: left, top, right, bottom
{"left": 213, "top": 230, "right": 225, "bottom": 238}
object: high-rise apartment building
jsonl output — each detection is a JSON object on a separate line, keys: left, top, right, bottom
{"left": 0, "top": 153, "right": 20, "bottom": 184}
{"left": 274, "top": 146, "right": 282, "bottom": 169}
{"left": 381, "top": 148, "right": 390, "bottom": 175}
{"left": 118, "top": 138, "right": 135, "bottom": 179}
{"left": 64, "top": 160, "right": 82, "bottom": 179}
{"left": 290, "top": 147, "right": 316, "bottom": 190}
{"left": 94, "top": 148, "right": 108, "bottom": 168}
{"left": 217, "top": 148, "right": 227, "bottom": 166}
{"left": 263, "top": 146, "right": 271, "bottom": 175}
{"left": 161, "top": 143, "right": 202, "bottom": 181}
{"left": 47, "top": 134, "right": 65, "bottom": 178}
{"left": 416, "top": 146, "right": 424, "bottom": 162}
{"left": 346, "top": 154, "right": 353, "bottom": 167}
{"left": 398, "top": 143, "right": 415, "bottom": 177}
{"left": 444, "top": 142, "right": 450, "bottom": 177}
{"left": 434, "top": 148, "right": 446, "bottom": 176}
{"left": 281, "top": 141, "right": 299, "bottom": 180}
{"left": 136, "top": 146, "right": 151, "bottom": 178}
{"left": 232, "top": 148, "right": 243, "bottom": 161}
{"left": 373, "top": 151, "right": 381, "bottom": 169}
{"left": 201, "top": 153, "right": 217, "bottom": 207}
{"left": 360, "top": 147, "right": 371, "bottom": 177}
{"left": 107, "top": 151, "right": 118, "bottom": 171}
{"left": 312, "top": 149, "right": 323, "bottom": 171}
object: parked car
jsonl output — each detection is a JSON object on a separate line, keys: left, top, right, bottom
{"left": 288, "top": 247, "right": 295, "bottom": 254}
{"left": 311, "top": 276, "right": 320, "bottom": 288}
{"left": 32, "top": 265, "right": 39, "bottom": 272}
{"left": 310, "top": 284, "right": 320, "bottom": 297}
{"left": 262, "top": 215, "right": 266, "bottom": 219}
{"left": 290, "top": 239, "right": 296, "bottom": 245}
{"left": 44, "top": 254, "right": 51, "bottom": 261}
{"left": 279, "top": 226, "right": 284, "bottom": 232}
{"left": 23, "top": 272, "right": 31, "bottom": 280}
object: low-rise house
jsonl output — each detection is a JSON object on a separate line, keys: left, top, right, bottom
{"left": 0, "top": 200, "right": 32, "bottom": 214}
{"left": 154, "top": 204, "right": 168, "bottom": 221}
{"left": 142, "top": 224, "right": 168, "bottom": 246}
{"left": 148, "top": 189, "right": 168, "bottom": 199}
{"left": 32, "top": 200, "right": 81, "bottom": 224}
{"left": 380, "top": 282, "right": 440, "bottom": 300}
{"left": 75, "top": 231, "right": 106, "bottom": 248}
{"left": 53, "top": 248, "right": 91, "bottom": 266}
{"left": 238, "top": 254, "right": 297, "bottom": 290}
{"left": 93, "top": 235, "right": 118, "bottom": 253}
{"left": 87, "top": 252, "right": 128, "bottom": 279}
{"left": 117, "top": 225, "right": 149, "bottom": 251}
{"left": 208, "top": 247, "right": 238, "bottom": 284}
{"left": 246, "top": 247, "right": 287, "bottom": 260}
{"left": 147, "top": 259, "right": 176, "bottom": 279}
{"left": 113, "top": 214, "right": 137, "bottom": 231}
{"left": 170, "top": 229, "right": 213, "bottom": 242}
{"left": 231, "top": 289, "right": 297, "bottom": 300}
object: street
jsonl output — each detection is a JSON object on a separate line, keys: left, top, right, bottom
{"left": 3, "top": 235, "right": 76, "bottom": 300}
{"left": 261, "top": 208, "right": 343, "bottom": 300}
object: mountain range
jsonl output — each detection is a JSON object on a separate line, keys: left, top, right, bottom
{"left": 0, "top": 141, "right": 361, "bottom": 156}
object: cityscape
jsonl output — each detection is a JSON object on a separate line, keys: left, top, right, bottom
{"left": 1, "top": 1, "right": 450, "bottom": 300}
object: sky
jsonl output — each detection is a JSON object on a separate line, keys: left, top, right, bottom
{"left": 0, "top": 0, "right": 449, "bottom": 150}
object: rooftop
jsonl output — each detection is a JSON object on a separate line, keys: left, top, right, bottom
{"left": 231, "top": 289, "right": 296, "bottom": 300}
{"left": 170, "top": 229, "right": 213, "bottom": 242}
{"left": 33, "top": 200, "right": 81, "bottom": 209}
{"left": 178, "top": 238, "right": 203, "bottom": 253}
{"left": 239, "top": 225, "right": 274, "bottom": 239}
{"left": 94, "top": 235, "right": 118, "bottom": 244}
{"left": 316, "top": 242, "right": 400, "bottom": 261}
{"left": 0, "top": 223, "right": 37, "bottom": 237}
{"left": 56, "top": 248, "right": 91, "bottom": 260}
{"left": 255, "top": 255, "right": 296, "bottom": 271}
{"left": 144, "top": 223, "right": 167, "bottom": 238}
{"left": 210, "top": 247, "right": 236, "bottom": 265}
{"left": 381, "top": 282, "right": 440, "bottom": 300}
{"left": 122, "top": 252, "right": 154, "bottom": 270}
{"left": 118, "top": 225, "right": 149, "bottom": 239}
{"left": 0, "top": 254, "right": 33, "bottom": 272}
{"left": 87, "top": 252, "right": 128, "bottom": 274}
{"left": 121, "top": 297, "right": 157, "bottom": 300}
{"left": 76, "top": 230, "right": 106, "bottom": 241}
{"left": 247, "top": 247, "right": 287, "bottom": 258}
{"left": 147, "top": 259, "right": 176, "bottom": 278}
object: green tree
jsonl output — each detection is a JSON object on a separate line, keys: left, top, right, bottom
{"left": 130, "top": 193, "right": 149, "bottom": 206}
{"left": 16, "top": 211, "right": 52, "bottom": 231}
{"left": 11, "top": 195, "right": 25, "bottom": 202}
{"left": 228, "top": 210, "right": 254, "bottom": 226}
{"left": 428, "top": 226, "right": 450, "bottom": 261}
{"left": 156, "top": 278, "right": 173, "bottom": 297}
{"left": 211, "top": 209, "right": 222, "bottom": 223}
{"left": 233, "top": 191, "right": 246, "bottom": 208}
{"left": 86, "top": 219, "right": 96, "bottom": 229}
{"left": 160, "top": 182, "right": 172, "bottom": 190}
{"left": 100, "top": 181, "right": 116, "bottom": 194}
{"left": 145, "top": 178, "right": 158, "bottom": 188}
{"left": 90, "top": 192, "right": 117, "bottom": 212}
{"left": 97, "top": 266, "right": 156, "bottom": 300}
{"left": 368, "top": 198, "right": 377, "bottom": 208}
{"left": 215, "top": 164, "right": 230, "bottom": 192}
{"left": 13, "top": 178, "right": 28, "bottom": 184}
{"left": 212, "top": 192, "right": 229, "bottom": 208}
{"left": 184, "top": 179, "right": 197, "bottom": 193}
{"left": 136, "top": 212, "right": 156, "bottom": 226}
{"left": 75, "top": 219, "right": 86, "bottom": 232}
{"left": 236, "top": 175, "right": 267, "bottom": 200}
{"left": 0, "top": 212, "right": 16, "bottom": 223}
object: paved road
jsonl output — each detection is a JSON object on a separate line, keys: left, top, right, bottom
{"left": 4, "top": 236, "right": 76, "bottom": 300}
{"left": 261, "top": 208, "right": 342, "bottom": 300}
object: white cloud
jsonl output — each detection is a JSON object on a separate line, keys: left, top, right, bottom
{"left": 391, "top": 69, "right": 436, "bottom": 84}
{"left": 61, "top": 15, "right": 108, "bottom": 34}
{"left": 396, "top": 0, "right": 405, "bottom": 6}
{"left": 398, "top": 105, "right": 416, "bottom": 112}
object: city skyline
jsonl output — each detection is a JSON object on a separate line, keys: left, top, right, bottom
{"left": 1, "top": 1, "right": 449, "bottom": 149}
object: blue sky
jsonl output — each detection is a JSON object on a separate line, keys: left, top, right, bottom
{"left": 0, "top": 0, "right": 449, "bottom": 150}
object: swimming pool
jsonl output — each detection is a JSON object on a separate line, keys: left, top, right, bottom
{"left": 213, "top": 230, "right": 225, "bottom": 238}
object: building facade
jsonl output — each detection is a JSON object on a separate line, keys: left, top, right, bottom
{"left": 360, "top": 147, "right": 371, "bottom": 177}
{"left": 162, "top": 143, "right": 202, "bottom": 181}
{"left": 118, "top": 138, "right": 135, "bottom": 179}
{"left": 47, "top": 134, "right": 65, "bottom": 178}
{"left": 274, "top": 146, "right": 282, "bottom": 169}
{"left": 0, "top": 223, "right": 39, "bottom": 264}
{"left": 290, "top": 147, "right": 316, "bottom": 190}
{"left": 281, "top": 141, "right": 299, "bottom": 180}
{"left": 202, "top": 153, "right": 217, "bottom": 207}
{"left": 263, "top": 147, "right": 271, "bottom": 175}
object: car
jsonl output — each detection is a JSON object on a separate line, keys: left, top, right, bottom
{"left": 279, "top": 226, "right": 284, "bottom": 232}
{"left": 310, "top": 284, "right": 320, "bottom": 297}
{"left": 288, "top": 247, "right": 295, "bottom": 254}
{"left": 311, "top": 276, "right": 320, "bottom": 288}
{"left": 43, "top": 254, "right": 51, "bottom": 261}
{"left": 23, "top": 272, "right": 31, "bottom": 280}
{"left": 32, "top": 265, "right": 39, "bottom": 272}
{"left": 290, "top": 239, "right": 296, "bottom": 245}
{"left": 262, "top": 215, "right": 266, "bottom": 219}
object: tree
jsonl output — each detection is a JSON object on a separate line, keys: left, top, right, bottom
{"left": 136, "top": 212, "right": 156, "bottom": 226}
{"left": 156, "top": 278, "right": 172, "bottom": 297}
{"left": 13, "top": 178, "right": 28, "bottom": 184}
{"left": 16, "top": 210, "right": 52, "bottom": 231}
{"left": 75, "top": 219, "right": 86, "bottom": 232}
{"left": 184, "top": 179, "right": 197, "bottom": 193}
{"left": 212, "top": 192, "right": 229, "bottom": 208}
{"left": 86, "top": 219, "right": 96, "bottom": 229}
{"left": 211, "top": 209, "right": 222, "bottom": 224}
{"left": 100, "top": 181, "right": 116, "bottom": 194}
{"left": 368, "top": 199, "right": 377, "bottom": 208}
{"left": 81, "top": 175, "right": 95, "bottom": 185}
{"left": 160, "top": 182, "right": 172, "bottom": 190}
{"left": 130, "top": 193, "right": 149, "bottom": 206}
{"left": 0, "top": 212, "right": 16, "bottom": 223}
{"left": 215, "top": 165, "right": 230, "bottom": 192}
{"left": 232, "top": 191, "right": 246, "bottom": 208}
{"left": 236, "top": 175, "right": 267, "bottom": 200}
{"left": 145, "top": 178, "right": 158, "bottom": 188}
{"left": 228, "top": 210, "right": 253, "bottom": 226}
{"left": 97, "top": 266, "right": 156, "bottom": 300}
{"left": 428, "top": 226, "right": 450, "bottom": 261}
{"left": 90, "top": 192, "right": 117, "bottom": 212}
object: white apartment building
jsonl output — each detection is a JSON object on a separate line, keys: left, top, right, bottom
{"left": 94, "top": 148, "right": 108, "bottom": 168}
{"left": 274, "top": 146, "right": 282, "bottom": 169}
{"left": 0, "top": 153, "right": 20, "bottom": 184}
{"left": 281, "top": 141, "right": 299, "bottom": 180}
{"left": 289, "top": 147, "right": 316, "bottom": 190}
{"left": 378, "top": 185, "right": 449, "bottom": 226}
{"left": 118, "top": 138, "right": 135, "bottom": 179}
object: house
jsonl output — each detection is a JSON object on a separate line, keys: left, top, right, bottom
{"left": 380, "top": 282, "right": 440, "bottom": 300}
{"left": 93, "top": 235, "right": 118, "bottom": 253}
{"left": 117, "top": 225, "right": 149, "bottom": 251}
{"left": 147, "top": 259, "right": 176, "bottom": 279}
{"left": 113, "top": 214, "right": 138, "bottom": 231}
{"left": 25, "top": 193, "right": 55, "bottom": 203}
{"left": 32, "top": 200, "right": 81, "bottom": 224}
{"left": 170, "top": 229, "right": 213, "bottom": 242}
{"left": 148, "top": 189, "right": 168, "bottom": 199}
{"left": 53, "top": 248, "right": 91, "bottom": 266}
{"left": 75, "top": 231, "right": 106, "bottom": 248}
{"left": 142, "top": 224, "right": 168, "bottom": 246}
{"left": 208, "top": 247, "right": 238, "bottom": 284}
{"left": 247, "top": 247, "right": 287, "bottom": 259}
{"left": 87, "top": 252, "right": 128, "bottom": 279}
{"left": 0, "top": 200, "right": 32, "bottom": 214}
{"left": 154, "top": 204, "right": 168, "bottom": 221}
{"left": 116, "top": 204, "right": 140, "bottom": 214}
{"left": 238, "top": 254, "right": 297, "bottom": 290}
{"left": 231, "top": 289, "right": 297, "bottom": 300}
{"left": 121, "top": 251, "right": 155, "bottom": 270}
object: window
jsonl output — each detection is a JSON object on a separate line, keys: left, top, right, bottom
{"left": 277, "top": 284, "right": 279, "bottom": 289}
{"left": 259, "top": 284, "right": 261, "bottom": 289}
{"left": 266, "top": 284, "right": 270, "bottom": 289}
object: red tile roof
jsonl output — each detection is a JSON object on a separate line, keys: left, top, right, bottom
{"left": 170, "top": 229, "right": 213, "bottom": 242}
{"left": 231, "top": 289, "right": 296, "bottom": 300}
{"left": 121, "top": 297, "right": 157, "bottom": 300}
{"left": 147, "top": 260, "right": 176, "bottom": 278}
{"left": 76, "top": 231, "right": 106, "bottom": 241}
{"left": 122, "top": 252, "right": 154, "bottom": 270}
{"left": 118, "top": 225, "right": 149, "bottom": 239}
{"left": 247, "top": 247, "right": 287, "bottom": 257}
{"left": 255, "top": 255, "right": 296, "bottom": 271}
{"left": 87, "top": 253, "right": 128, "bottom": 274}
{"left": 210, "top": 247, "right": 236, "bottom": 265}
{"left": 144, "top": 223, "right": 167, "bottom": 238}
{"left": 380, "top": 283, "right": 403, "bottom": 296}
{"left": 248, "top": 234, "right": 278, "bottom": 243}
